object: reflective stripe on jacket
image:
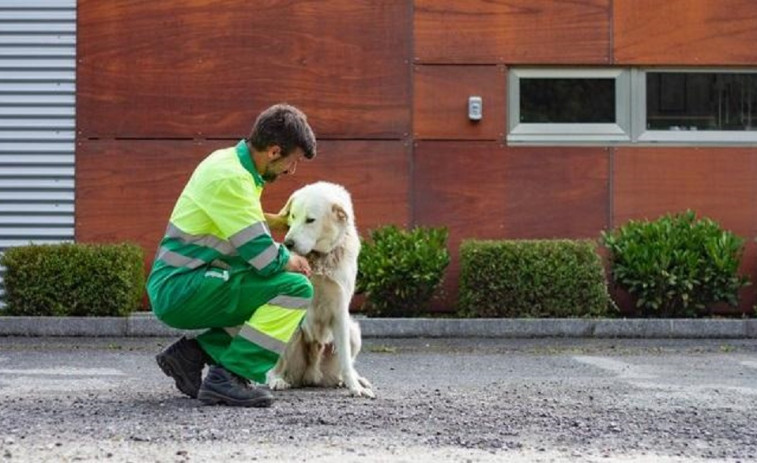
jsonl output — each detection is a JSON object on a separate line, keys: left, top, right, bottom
{"left": 148, "top": 140, "right": 290, "bottom": 286}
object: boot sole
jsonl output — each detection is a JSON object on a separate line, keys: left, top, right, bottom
{"left": 197, "top": 388, "right": 274, "bottom": 408}
{"left": 156, "top": 353, "right": 200, "bottom": 399}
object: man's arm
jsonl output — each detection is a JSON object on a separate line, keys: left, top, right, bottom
{"left": 201, "top": 178, "right": 290, "bottom": 277}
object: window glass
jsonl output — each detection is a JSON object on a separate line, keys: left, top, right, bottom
{"left": 520, "top": 78, "right": 615, "bottom": 123}
{"left": 646, "top": 72, "right": 757, "bottom": 131}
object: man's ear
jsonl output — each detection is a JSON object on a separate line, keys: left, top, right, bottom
{"left": 267, "top": 145, "right": 282, "bottom": 161}
{"left": 332, "top": 203, "right": 348, "bottom": 222}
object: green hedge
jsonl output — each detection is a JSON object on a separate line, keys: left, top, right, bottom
{"left": 602, "top": 210, "right": 749, "bottom": 317}
{"left": 458, "top": 239, "right": 615, "bottom": 318}
{"left": 357, "top": 225, "right": 450, "bottom": 317}
{"left": 1, "top": 243, "right": 145, "bottom": 316}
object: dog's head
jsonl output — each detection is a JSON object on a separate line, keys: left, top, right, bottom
{"left": 281, "top": 182, "right": 354, "bottom": 256}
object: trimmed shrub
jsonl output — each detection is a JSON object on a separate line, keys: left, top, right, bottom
{"left": 357, "top": 225, "right": 450, "bottom": 317}
{"left": 601, "top": 210, "right": 749, "bottom": 317}
{"left": 458, "top": 239, "right": 615, "bottom": 318}
{"left": 1, "top": 242, "right": 145, "bottom": 316}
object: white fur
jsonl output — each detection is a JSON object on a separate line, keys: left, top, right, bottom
{"left": 266, "top": 182, "right": 374, "bottom": 398}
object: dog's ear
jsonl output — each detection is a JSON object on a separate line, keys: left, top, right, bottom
{"left": 278, "top": 196, "right": 293, "bottom": 218}
{"left": 332, "top": 203, "right": 348, "bottom": 222}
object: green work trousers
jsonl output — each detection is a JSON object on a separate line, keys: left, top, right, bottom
{"left": 152, "top": 267, "right": 312, "bottom": 383}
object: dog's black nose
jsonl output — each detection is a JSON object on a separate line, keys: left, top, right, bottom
{"left": 284, "top": 239, "right": 295, "bottom": 250}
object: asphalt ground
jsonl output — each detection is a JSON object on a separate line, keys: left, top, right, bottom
{"left": 1, "top": 337, "right": 756, "bottom": 462}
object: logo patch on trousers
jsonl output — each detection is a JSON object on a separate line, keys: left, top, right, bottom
{"left": 204, "top": 269, "right": 229, "bottom": 281}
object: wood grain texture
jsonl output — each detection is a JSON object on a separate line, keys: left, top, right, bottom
{"left": 412, "top": 141, "right": 509, "bottom": 308}
{"left": 613, "top": 147, "right": 757, "bottom": 312}
{"left": 413, "top": 141, "right": 610, "bottom": 306}
{"left": 413, "top": 65, "right": 506, "bottom": 140}
{"left": 503, "top": 146, "right": 610, "bottom": 239}
{"left": 414, "top": 0, "right": 610, "bottom": 64}
{"left": 614, "top": 0, "right": 757, "bottom": 64}
{"left": 77, "top": 0, "right": 410, "bottom": 139}
{"left": 613, "top": 147, "right": 757, "bottom": 235}
{"left": 76, "top": 139, "right": 410, "bottom": 266}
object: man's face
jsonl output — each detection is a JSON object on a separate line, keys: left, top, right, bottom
{"left": 262, "top": 147, "right": 305, "bottom": 182}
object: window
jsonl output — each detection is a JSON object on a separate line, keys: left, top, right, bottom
{"left": 520, "top": 78, "right": 615, "bottom": 123}
{"left": 508, "top": 68, "right": 631, "bottom": 145}
{"left": 508, "top": 68, "right": 757, "bottom": 145}
{"left": 635, "top": 70, "right": 757, "bottom": 144}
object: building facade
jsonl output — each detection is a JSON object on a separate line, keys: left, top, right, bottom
{"left": 5, "top": 1, "right": 757, "bottom": 312}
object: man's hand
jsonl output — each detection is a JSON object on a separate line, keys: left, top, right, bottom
{"left": 286, "top": 253, "right": 311, "bottom": 277}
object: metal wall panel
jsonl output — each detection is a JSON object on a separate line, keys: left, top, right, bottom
{"left": 0, "top": 0, "right": 76, "bottom": 297}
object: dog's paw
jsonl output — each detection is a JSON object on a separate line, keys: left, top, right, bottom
{"left": 357, "top": 376, "right": 373, "bottom": 390}
{"left": 302, "top": 368, "right": 323, "bottom": 386}
{"left": 267, "top": 376, "right": 291, "bottom": 391}
{"left": 349, "top": 384, "right": 376, "bottom": 399}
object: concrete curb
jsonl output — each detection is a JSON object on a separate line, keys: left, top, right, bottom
{"left": 1, "top": 313, "right": 756, "bottom": 338}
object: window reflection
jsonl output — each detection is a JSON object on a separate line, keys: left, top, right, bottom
{"left": 520, "top": 78, "right": 615, "bottom": 123}
{"left": 647, "top": 73, "right": 757, "bottom": 131}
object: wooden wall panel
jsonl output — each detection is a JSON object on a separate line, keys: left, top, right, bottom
{"left": 414, "top": 0, "right": 610, "bottom": 64}
{"left": 413, "top": 141, "right": 508, "bottom": 308}
{"left": 413, "top": 65, "right": 506, "bottom": 140}
{"left": 614, "top": 0, "right": 757, "bottom": 64}
{"left": 413, "top": 142, "right": 609, "bottom": 307}
{"left": 613, "top": 147, "right": 757, "bottom": 312}
{"left": 414, "top": 142, "right": 509, "bottom": 240}
{"left": 77, "top": 0, "right": 410, "bottom": 139}
{"left": 613, "top": 148, "right": 757, "bottom": 235}
{"left": 503, "top": 147, "right": 610, "bottom": 239}
{"left": 76, "top": 140, "right": 410, "bottom": 265}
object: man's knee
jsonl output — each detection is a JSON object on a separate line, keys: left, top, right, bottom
{"left": 283, "top": 273, "right": 313, "bottom": 300}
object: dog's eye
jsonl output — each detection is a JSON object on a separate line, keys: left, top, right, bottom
{"left": 305, "top": 218, "right": 315, "bottom": 224}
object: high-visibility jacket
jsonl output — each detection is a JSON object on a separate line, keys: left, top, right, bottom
{"left": 147, "top": 140, "right": 291, "bottom": 309}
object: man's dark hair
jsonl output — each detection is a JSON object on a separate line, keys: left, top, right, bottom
{"left": 248, "top": 103, "right": 316, "bottom": 159}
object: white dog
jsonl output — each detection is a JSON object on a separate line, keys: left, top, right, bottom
{"left": 266, "top": 181, "right": 374, "bottom": 398}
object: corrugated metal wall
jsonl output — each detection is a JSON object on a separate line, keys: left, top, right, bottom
{"left": 0, "top": 0, "right": 76, "bottom": 297}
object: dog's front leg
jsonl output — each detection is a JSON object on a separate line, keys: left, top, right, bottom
{"left": 302, "top": 339, "right": 325, "bottom": 386}
{"left": 266, "top": 327, "right": 307, "bottom": 390}
{"left": 266, "top": 362, "right": 292, "bottom": 391}
{"left": 334, "top": 306, "right": 374, "bottom": 398}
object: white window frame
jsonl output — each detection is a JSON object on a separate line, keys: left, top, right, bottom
{"left": 508, "top": 68, "right": 631, "bottom": 145}
{"left": 633, "top": 67, "right": 757, "bottom": 146}
{"left": 507, "top": 67, "right": 757, "bottom": 146}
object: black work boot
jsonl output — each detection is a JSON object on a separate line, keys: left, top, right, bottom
{"left": 198, "top": 365, "right": 274, "bottom": 408}
{"left": 156, "top": 336, "right": 210, "bottom": 399}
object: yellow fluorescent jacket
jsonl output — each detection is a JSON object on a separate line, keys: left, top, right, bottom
{"left": 147, "top": 140, "right": 290, "bottom": 293}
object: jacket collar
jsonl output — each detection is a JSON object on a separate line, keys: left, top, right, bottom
{"left": 235, "top": 139, "right": 265, "bottom": 187}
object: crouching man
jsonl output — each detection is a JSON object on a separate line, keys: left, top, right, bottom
{"left": 146, "top": 104, "right": 316, "bottom": 407}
